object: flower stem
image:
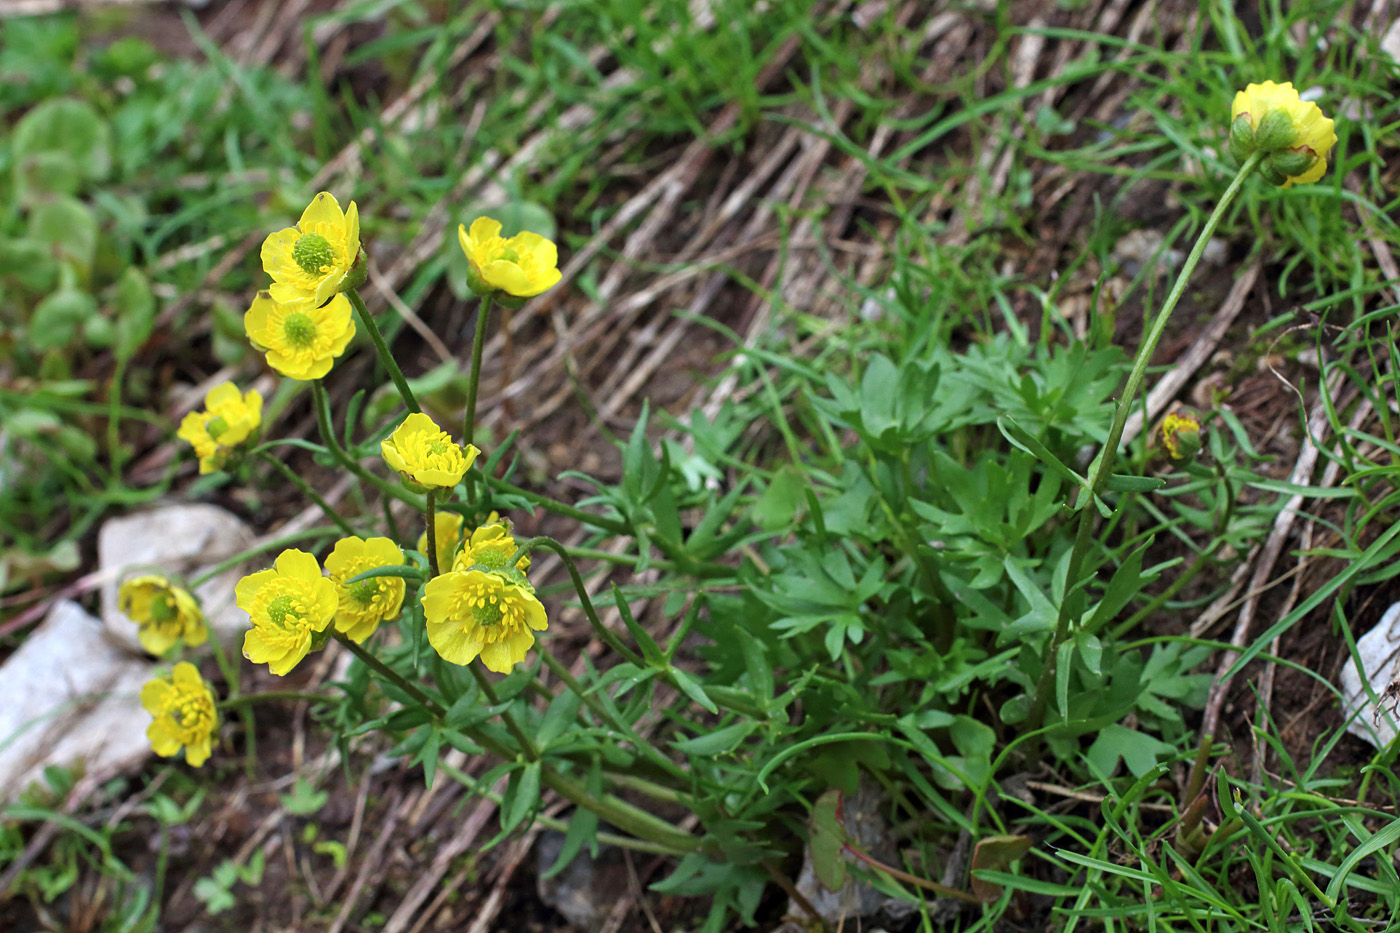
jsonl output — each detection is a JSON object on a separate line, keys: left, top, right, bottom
{"left": 481, "top": 475, "right": 629, "bottom": 536}
{"left": 468, "top": 663, "right": 539, "bottom": 761}
{"left": 346, "top": 288, "right": 420, "bottom": 414}
{"left": 424, "top": 491, "right": 440, "bottom": 579}
{"left": 463, "top": 292, "right": 494, "bottom": 449}
{"left": 218, "top": 690, "right": 330, "bottom": 709}
{"left": 311, "top": 379, "right": 423, "bottom": 510}
{"left": 205, "top": 626, "right": 257, "bottom": 778}
{"left": 257, "top": 450, "right": 357, "bottom": 537}
{"left": 333, "top": 632, "right": 444, "bottom": 717}
{"left": 1025, "top": 151, "right": 1262, "bottom": 736}
{"left": 511, "top": 536, "right": 644, "bottom": 668}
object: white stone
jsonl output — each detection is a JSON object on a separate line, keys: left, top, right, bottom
{"left": 1382, "top": 20, "right": 1400, "bottom": 65}
{"left": 99, "top": 503, "right": 254, "bottom": 654}
{"left": 1339, "top": 601, "right": 1400, "bottom": 748}
{"left": 0, "top": 601, "right": 153, "bottom": 800}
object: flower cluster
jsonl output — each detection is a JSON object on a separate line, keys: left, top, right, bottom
{"left": 1228, "top": 81, "right": 1336, "bottom": 187}
{"left": 423, "top": 520, "right": 546, "bottom": 673}
{"left": 118, "top": 575, "right": 208, "bottom": 656}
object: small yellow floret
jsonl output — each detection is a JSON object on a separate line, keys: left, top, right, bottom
{"left": 176, "top": 382, "right": 262, "bottom": 474}
{"left": 119, "top": 575, "right": 208, "bottom": 656}
{"left": 380, "top": 412, "right": 478, "bottom": 490}
{"left": 236, "top": 549, "right": 338, "bottom": 675}
{"left": 451, "top": 520, "right": 530, "bottom": 576}
{"left": 260, "top": 192, "right": 362, "bottom": 307}
{"left": 141, "top": 662, "right": 218, "bottom": 767}
{"left": 1160, "top": 412, "right": 1203, "bottom": 460}
{"left": 458, "top": 217, "right": 562, "bottom": 298}
{"left": 244, "top": 290, "right": 355, "bottom": 381}
{"left": 421, "top": 568, "right": 549, "bottom": 672}
{"left": 325, "top": 536, "right": 406, "bottom": 643}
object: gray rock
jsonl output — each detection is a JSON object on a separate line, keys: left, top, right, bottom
{"left": 0, "top": 601, "right": 154, "bottom": 800}
{"left": 99, "top": 503, "right": 255, "bottom": 654}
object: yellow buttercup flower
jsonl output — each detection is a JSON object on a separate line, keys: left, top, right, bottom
{"left": 380, "top": 412, "right": 478, "bottom": 490}
{"left": 176, "top": 382, "right": 263, "bottom": 474}
{"left": 141, "top": 662, "right": 218, "bottom": 767}
{"left": 324, "top": 536, "right": 406, "bottom": 643}
{"left": 452, "top": 520, "right": 530, "bottom": 577}
{"left": 236, "top": 549, "right": 338, "bottom": 676}
{"left": 417, "top": 510, "right": 465, "bottom": 575}
{"left": 1229, "top": 81, "right": 1336, "bottom": 187}
{"left": 458, "top": 217, "right": 562, "bottom": 299}
{"left": 421, "top": 569, "right": 548, "bottom": 672}
{"left": 261, "top": 192, "right": 362, "bottom": 307}
{"left": 118, "top": 575, "right": 208, "bottom": 656}
{"left": 244, "top": 290, "right": 355, "bottom": 381}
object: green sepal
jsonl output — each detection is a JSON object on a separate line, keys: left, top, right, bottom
{"left": 1253, "top": 107, "right": 1296, "bottom": 152}
{"left": 1267, "top": 148, "right": 1315, "bottom": 179}
{"left": 1227, "top": 114, "right": 1256, "bottom": 163}
{"left": 1259, "top": 162, "right": 1288, "bottom": 187}
{"left": 341, "top": 248, "right": 368, "bottom": 292}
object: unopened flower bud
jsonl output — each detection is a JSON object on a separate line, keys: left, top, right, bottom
{"left": 1161, "top": 411, "right": 1203, "bottom": 460}
{"left": 1229, "top": 81, "right": 1336, "bottom": 188}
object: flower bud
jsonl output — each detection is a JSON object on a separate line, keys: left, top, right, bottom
{"left": 1160, "top": 411, "right": 1203, "bottom": 460}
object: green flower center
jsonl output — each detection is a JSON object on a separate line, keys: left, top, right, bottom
{"left": 170, "top": 693, "right": 209, "bottom": 729}
{"left": 283, "top": 312, "right": 316, "bottom": 348}
{"left": 149, "top": 594, "right": 177, "bottom": 623}
{"left": 204, "top": 415, "right": 229, "bottom": 440}
{"left": 473, "top": 600, "right": 505, "bottom": 627}
{"left": 293, "top": 233, "right": 336, "bottom": 275}
{"left": 498, "top": 247, "right": 520, "bottom": 264}
{"left": 468, "top": 543, "right": 513, "bottom": 571}
{"left": 348, "top": 579, "right": 380, "bottom": 606}
{"left": 428, "top": 439, "right": 450, "bottom": 456}
{"left": 266, "top": 593, "right": 299, "bottom": 626}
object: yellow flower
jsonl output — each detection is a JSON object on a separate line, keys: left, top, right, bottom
{"left": 176, "top": 382, "right": 263, "bottom": 474}
{"left": 422, "top": 569, "right": 548, "bottom": 672}
{"left": 1229, "top": 81, "right": 1336, "bottom": 187}
{"left": 452, "top": 520, "right": 530, "bottom": 577}
{"left": 380, "top": 412, "right": 478, "bottom": 490}
{"left": 1160, "top": 411, "right": 1203, "bottom": 460}
{"left": 260, "top": 192, "right": 362, "bottom": 307}
{"left": 417, "top": 510, "right": 465, "bottom": 574}
{"left": 324, "top": 536, "right": 406, "bottom": 643}
{"left": 244, "top": 290, "right": 355, "bottom": 381}
{"left": 118, "top": 575, "right": 208, "bottom": 656}
{"left": 141, "top": 662, "right": 218, "bottom": 767}
{"left": 457, "top": 217, "right": 562, "bottom": 299}
{"left": 236, "top": 549, "right": 338, "bottom": 676}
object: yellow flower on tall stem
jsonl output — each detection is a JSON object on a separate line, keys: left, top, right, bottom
{"left": 118, "top": 575, "right": 208, "bottom": 655}
{"left": 324, "top": 536, "right": 407, "bottom": 643}
{"left": 422, "top": 569, "right": 548, "bottom": 672}
{"left": 381, "top": 412, "right": 478, "bottom": 490}
{"left": 261, "top": 192, "right": 362, "bottom": 306}
{"left": 1229, "top": 80, "right": 1336, "bottom": 187}
{"left": 141, "top": 662, "right": 219, "bottom": 767}
{"left": 176, "top": 382, "right": 263, "bottom": 474}
{"left": 417, "top": 511, "right": 465, "bottom": 576}
{"left": 458, "top": 217, "right": 561, "bottom": 299}
{"left": 244, "top": 291, "right": 355, "bottom": 381}
{"left": 236, "top": 549, "right": 338, "bottom": 675}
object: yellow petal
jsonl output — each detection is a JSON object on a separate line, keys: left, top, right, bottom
{"left": 299, "top": 191, "right": 345, "bottom": 233}
{"left": 234, "top": 568, "right": 277, "bottom": 611}
{"left": 481, "top": 259, "right": 533, "bottom": 296}
{"left": 275, "top": 549, "right": 322, "bottom": 580}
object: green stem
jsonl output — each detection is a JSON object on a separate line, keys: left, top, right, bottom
{"left": 424, "top": 491, "right": 440, "bottom": 579}
{"left": 469, "top": 662, "right": 539, "bottom": 761}
{"left": 1026, "top": 152, "right": 1262, "bottom": 736}
{"left": 218, "top": 691, "right": 330, "bottom": 709}
{"left": 257, "top": 450, "right": 356, "bottom": 537}
{"left": 512, "top": 536, "right": 644, "bottom": 668}
{"left": 482, "top": 475, "right": 629, "bottom": 536}
{"left": 311, "top": 379, "right": 424, "bottom": 510}
{"left": 206, "top": 631, "right": 256, "bottom": 778}
{"left": 346, "top": 288, "right": 419, "bottom": 414}
{"left": 334, "top": 632, "right": 444, "bottom": 717}
{"left": 537, "top": 645, "right": 693, "bottom": 787}
{"left": 463, "top": 292, "right": 494, "bottom": 448}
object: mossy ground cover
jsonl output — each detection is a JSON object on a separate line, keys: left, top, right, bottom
{"left": 3, "top": 1, "right": 1400, "bottom": 931}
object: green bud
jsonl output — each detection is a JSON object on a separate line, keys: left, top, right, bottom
{"left": 1253, "top": 107, "right": 1296, "bottom": 152}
